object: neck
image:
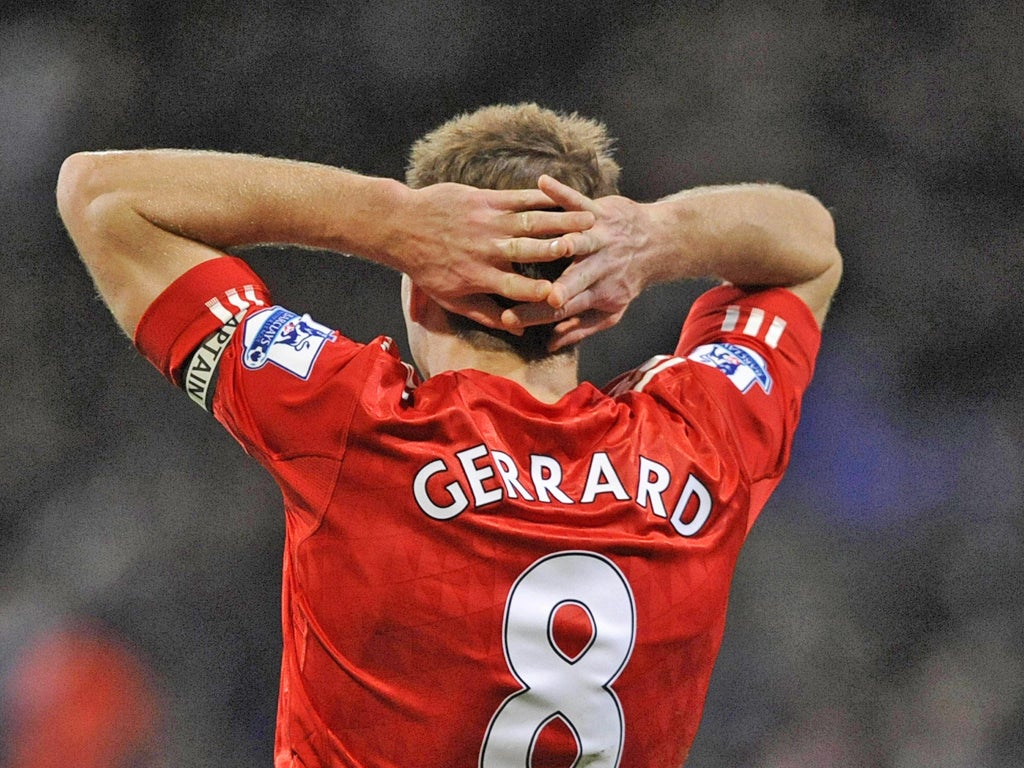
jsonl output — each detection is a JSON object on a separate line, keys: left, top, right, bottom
{"left": 421, "top": 337, "right": 579, "bottom": 403}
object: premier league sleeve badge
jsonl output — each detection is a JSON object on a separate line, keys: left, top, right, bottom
{"left": 687, "top": 342, "right": 773, "bottom": 394}
{"left": 242, "top": 307, "right": 337, "bottom": 380}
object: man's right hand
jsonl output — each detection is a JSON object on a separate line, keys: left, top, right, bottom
{"left": 57, "top": 151, "right": 597, "bottom": 338}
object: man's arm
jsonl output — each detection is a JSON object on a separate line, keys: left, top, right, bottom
{"left": 56, "top": 150, "right": 594, "bottom": 336}
{"left": 502, "top": 176, "right": 842, "bottom": 349}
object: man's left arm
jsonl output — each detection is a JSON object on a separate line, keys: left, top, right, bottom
{"left": 56, "top": 150, "right": 595, "bottom": 337}
{"left": 500, "top": 176, "right": 841, "bottom": 349}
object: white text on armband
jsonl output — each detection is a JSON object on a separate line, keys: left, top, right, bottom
{"left": 183, "top": 311, "right": 245, "bottom": 411}
{"left": 412, "top": 445, "right": 713, "bottom": 537}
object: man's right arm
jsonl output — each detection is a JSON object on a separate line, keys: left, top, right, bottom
{"left": 56, "top": 150, "right": 594, "bottom": 337}
{"left": 502, "top": 176, "right": 842, "bottom": 349}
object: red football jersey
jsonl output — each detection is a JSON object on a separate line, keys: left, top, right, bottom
{"left": 135, "top": 256, "right": 820, "bottom": 768}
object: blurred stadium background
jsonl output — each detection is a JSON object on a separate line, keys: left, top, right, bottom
{"left": 1, "top": 1, "right": 1021, "bottom": 765}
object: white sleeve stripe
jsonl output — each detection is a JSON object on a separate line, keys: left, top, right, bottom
{"left": 243, "top": 285, "right": 266, "bottom": 306}
{"left": 743, "top": 307, "right": 764, "bottom": 336}
{"left": 206, "top": 297, "right": 234, "bottom": 323}
{"left": 722, "top": 306, "right": 740, "bottom": 332}
{"left": 637, "top": 354, "right": 673, "bottom": 373}
{"left": 400, "top": 362, "right": 417, "bottom": 401}
{"left": 718, "top": 304, "right": 788, "bottom": 347}
{"left": 225, "top": 287, "right": 250, "bottom": 312}
{"left": 634, "top": 356, "right": 685, "bottom": 393}
{"left": 208, "top": 286, "right": 266, "bottom": 322}
{"left": 765, "top": 316, "right": 787, "bottom": 348}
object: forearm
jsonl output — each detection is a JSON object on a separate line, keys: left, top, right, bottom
{"left": 57, "top": 150, "right": 409, "bottom": 334}
{"left": 641, "top": 183, "right": 840, "bottom": 290}
{"left": 57, "top": 150, "right": 409, "bottom": 263}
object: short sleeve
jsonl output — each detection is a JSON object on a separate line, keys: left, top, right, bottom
{"left": 134, "top": 256, "right": 272, "bottom": 386}
{"left": 675, "top": 284, "right": 821, "bottom": 489}
{"left": 132, "top": 255, "right": 370, "bottom": 462}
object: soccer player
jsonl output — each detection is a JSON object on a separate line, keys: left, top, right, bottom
{"left": 57, "top": 104, "right": 841, "bottom": 767}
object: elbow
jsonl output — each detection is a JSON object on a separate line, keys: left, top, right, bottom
{"left": 56, "top": 152, "right": 101, "bottom": 226}
{"left": 56, "top": 152, "right": 154, "bottom": 323}
{"left": 817, "top": 203, "right": 843, "bottom": 283}
{"left": 759, "top": 184, "right": 840, "bottom": 271}
{"left": 57, "top": 152, "right": 128, "bottom": 235}
{"left": 56, "top": 152, "right": 135, "bottom": 259}
{"left": 793, "top": 189, "right": 842, "bottom": 275}
{"left": 794, "top": 189, "right": 837, "bottom": 248}
{"left": 807, "top": 195, "right": 844, "bottom": 301}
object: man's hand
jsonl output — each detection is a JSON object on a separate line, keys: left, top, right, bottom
{"left": 390, "top": 182, "right": 596, "bottom": 330}
{"left": 500, "top": 175, "right": 653, "bottom": 350}
{"left": 500, "top": 174, "right": 842, "bottom": 349}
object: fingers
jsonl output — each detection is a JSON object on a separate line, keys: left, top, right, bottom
{"left": 497, "top": 235, "right": 568, "bottom": 264}
{"left": 511, "top": 209, "right": 595, "bottom": 237}
{"left": 501, "top": 290, "right": 592, "bottom": 329}
{"left": 547, "top": 281, "right": 570, "bottom": 309}
{"left": 491, "top": 206, "right": 594, "bottom": 265}
{"left": 499, "top": 303, "right": 619, "bottom": 350}
{"left": 444, "top": 294, "right": 523, "bottom": 333}
{"left": 489, "top": 188, "right": 559, "bottom": 210}
{"left": 498, "top": 230, "right": 605, "bottom": 269}
{"left": 546, "top": 258, "right": 597, "bottom": 308}
{"left": 487, "top": 187, "right": 597, "bottom": 230}
{"left": 492, "top": 272, "right": 552, "bottom": 303}
{"left": 483, "top": 183, "right": 598, "bottom": 266}
{"left": 500, "top": 302, "right": 563, "bottom": 330}
{"left": 537, "top": 175, "right": 601, "bottom": 214}
{"left": 547, "top": 311, "right": 621, "bottom": 351}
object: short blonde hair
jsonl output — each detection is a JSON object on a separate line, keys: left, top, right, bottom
{"left": 407, "top": 103, "right": 620, "bottom": 196}
{"left": 406, "top": 104, "right": 620, "bottom": 358}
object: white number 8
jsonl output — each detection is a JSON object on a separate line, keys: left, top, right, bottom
{"left": 480, "top": 551, "right": 637, "bottom": 767}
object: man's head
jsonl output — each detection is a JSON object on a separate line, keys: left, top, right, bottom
{"left": 405, "top": 103, "right": 620, "bottom": 362}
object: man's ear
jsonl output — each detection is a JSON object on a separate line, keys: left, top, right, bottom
{"left": 401, "top": 274, "right": 432, "bottom": 325}
{"left": 408, "top": 282, "right": 431, "bottom": 324}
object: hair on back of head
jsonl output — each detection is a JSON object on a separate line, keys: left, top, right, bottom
{"left": 406, "top": 103, "right": 620, "bottom": 360}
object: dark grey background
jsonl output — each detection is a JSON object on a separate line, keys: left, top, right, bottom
{"left": 1, "top": 1, "right": 1022, "bottom": 765}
